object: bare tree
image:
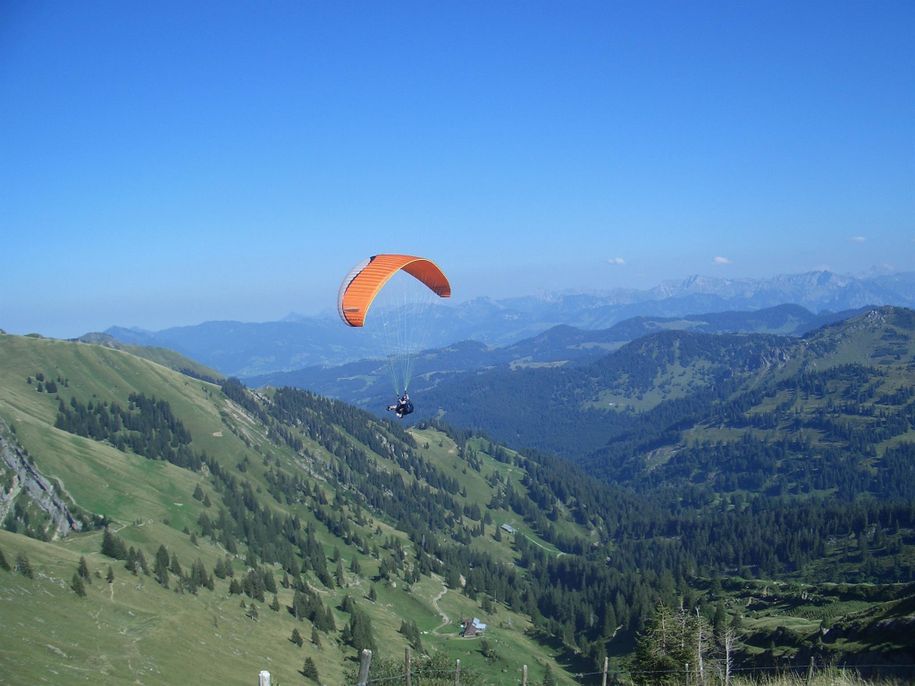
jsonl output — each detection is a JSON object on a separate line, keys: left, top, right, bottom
{"left": 720, "top": 626, "right": 735, "bottom": 686}
{"left": 695, "top": 608, "right": 707, "bottom": 686}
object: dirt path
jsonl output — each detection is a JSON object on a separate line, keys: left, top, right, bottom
{"left": 430, "top": 578, "right": 452, "bottom": 635}
{"left": 521, "top": 532, "right": 564, "bottom": 556}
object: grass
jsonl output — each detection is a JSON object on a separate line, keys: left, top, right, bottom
{"left": 0, "top": 333, "right": 581, "bottom": 686}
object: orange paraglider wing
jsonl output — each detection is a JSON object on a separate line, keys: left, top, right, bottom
{"left": 337, "top": 254, "right": 451, "bottom": 327}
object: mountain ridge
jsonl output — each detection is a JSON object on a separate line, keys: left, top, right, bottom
{"left": 243, "top": 304, "right": 871, "bottom": 413}
{"left": 90, "top": 270, "right": 915, "bottom": 377}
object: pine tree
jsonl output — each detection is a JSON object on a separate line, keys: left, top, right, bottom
{"left": 347, "top": 608, "right": 376, "bottom": 652}
{"left": 311, "top": 625, "right": 321, "bottom": 647}
{"left": 542, "top": 664, "right": 556, "bottom": 686}
{"left": 106, "top": 565, "right": 115, "bottom": 583}
{"left": 71, "top": 572, "right": 86, "bottom": 597}
{"left": 0, "top": 547, "right": 9, "bottom": 571}
{"left": 341, "top": 594, "right": 355, "bottom": 614}
{"left": 368, "top": 585, "right": 377, "bottom": 602}
{"left": 302, "top": 657, "right": 319, "bottom": 682}
{"left": 154, "top": 545, "right": 170, "bottom": 588}
{"left": 136, "top": 549, "right": 149, "bottom": 576}
{"left": 263, "top": 569, "right": 277, "bottom": 594}
{"left": 125, "top": 548, "right": 138, "bottom": 575}
{"left": 101, "top": 529, "right": 128, "bottom": 559}
{"left": 290, "top": 628, "right": 304, "bottom": 646}
{"left": 335, "top": 559, "right": 345, "bottom": 587}
{"left": 15, "top": 553, "right": 33, "bottom": 578}
{"left": 78, "top": 556, "right": 91, "bottom": 583}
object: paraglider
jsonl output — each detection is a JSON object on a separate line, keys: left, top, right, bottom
{"left": 387, "top": 392, "right": 414, "bottom": 419}
{"left": 338, "top": 254, "right": 451, "bottom": 417}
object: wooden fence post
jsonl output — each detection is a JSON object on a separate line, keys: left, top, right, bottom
{"left": 601, "top": 656, "right": 609, "bottom": 686}
{"left": 358, "top": 649, "right": 373, "bottom": 686}
{"left": 454, "top": 659, "right": 461, "bottom": 686}
{"left": 405, "top": 646, "right": 412, "bottom": 686}
{"left": 522, "top": 664, "right": 528, "bottom": 686}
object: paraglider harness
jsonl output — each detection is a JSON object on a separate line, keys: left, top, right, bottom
{"left": 387, "top": 392, "right": 414, "bottom": 419}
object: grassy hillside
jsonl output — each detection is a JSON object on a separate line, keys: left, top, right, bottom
{"left": 0, "top": 333, "right": 578, "bottom": 685}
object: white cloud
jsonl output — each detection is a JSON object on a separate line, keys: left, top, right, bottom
{"left": 607, "top": 257, "right": 625, "bottom": 265}
{"left": 850, "top": 235, "right": 866, "bottom": 243}
{"left": 713, "top": 256, "right": 732, "bottom": 265}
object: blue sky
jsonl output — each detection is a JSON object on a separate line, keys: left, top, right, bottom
{"left": 2, "top": 1, "right": 913, "bottom": 337}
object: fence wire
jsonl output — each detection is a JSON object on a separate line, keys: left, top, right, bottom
{"left": 343, "top": 661, "right": 915, "bottom": 686}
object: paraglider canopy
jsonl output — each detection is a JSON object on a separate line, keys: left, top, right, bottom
{"left": 338, "top": 253, "right": 451, "bottom": 401}
{"left": 338, "top": 254, "right": 451, "bottom": 328}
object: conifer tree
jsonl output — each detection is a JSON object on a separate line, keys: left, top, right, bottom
{"left": 311, "top": 625, "right": 321, "bottom": 647}
{"left": 302, "top": 657, "right": 319, "bottom": 682}
{"left": 106, "top": 565, "right": 115, "bottom": 583}
{"left": 125, "top": 548, "right": 138, "bottom": 575}
{"left": 136, "top": 549, "right": 150, "bottom": 575}
{"left": 263, "top": 569, "right": 277, "bottom": 594}
{"left": 154, "top": 545, "right": 170, "bottom": 588}
{"left": 341, "top": 594, "right": 354, "bottom": 614}
{"left": 321, "top": 606, "right": 336, "bottom": 632}
{"left": 78, "top": 556, "right": 91, "bottom": 583}
{"left": 71, "top": 572, "right": 86, "bottom": 597}
{"left": 335, "top": 559, "right": 345, "bottom": 587}
{"left": 0, "top": 547, "right": 9, "bottom": 571}
{"left": 346, "top": 607, "right": 376, "bottom": 652}
{"left": 15, "top": 552, "right": 33, "bottom": 578}
{"left": 101, "top": 529, "right": 128, "bottom": 559}
{"left": 290, "top": 628, "right": 304, "bottom": 646}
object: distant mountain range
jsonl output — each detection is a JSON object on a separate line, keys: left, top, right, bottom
{"left": 245, "top": 303, "right": 870, "bottom": 408}
{"left": 93, "top": 269, "right": 915, "bottom": 377}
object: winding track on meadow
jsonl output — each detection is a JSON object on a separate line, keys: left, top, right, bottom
{"left": 430, "top": 578, "right": 452, "bottom": 635}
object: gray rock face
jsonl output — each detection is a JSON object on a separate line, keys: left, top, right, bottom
{"left": 0, "top": 420, "right": 82, "bottom": 539}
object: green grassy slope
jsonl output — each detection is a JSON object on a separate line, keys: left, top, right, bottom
{"left": 0, "top": 333, "right": 579, "bottom": 685}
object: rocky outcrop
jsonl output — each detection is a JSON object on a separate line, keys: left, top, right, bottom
{"left": 0, "top": 420, "right": 82, "bottom": 539}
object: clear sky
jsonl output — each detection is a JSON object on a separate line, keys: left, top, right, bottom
{"left": 2, "top": 1, "right": 913, "bottom": 338}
